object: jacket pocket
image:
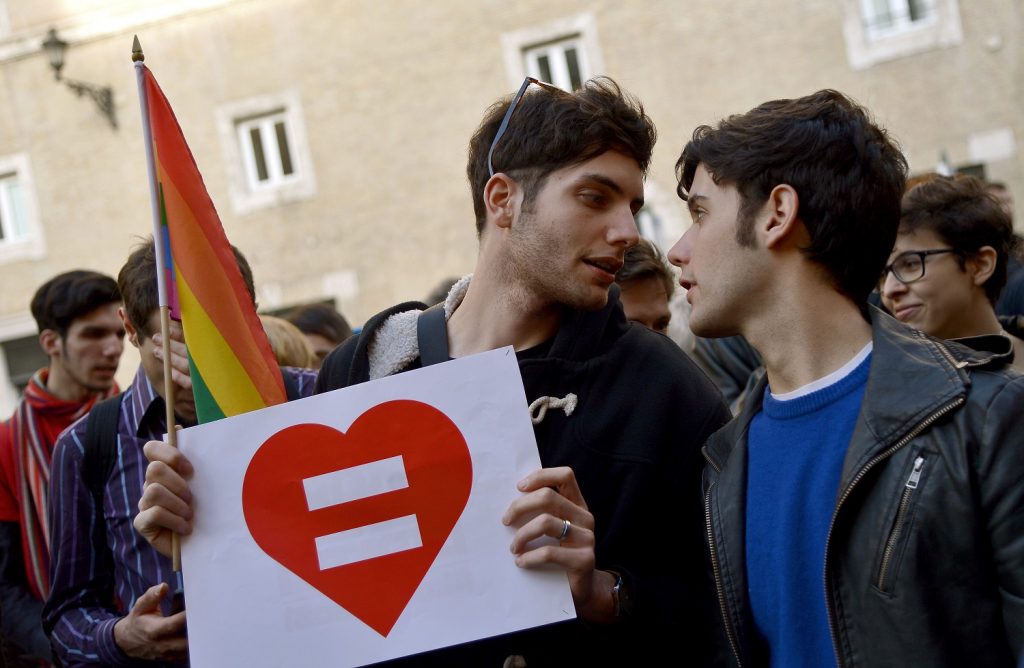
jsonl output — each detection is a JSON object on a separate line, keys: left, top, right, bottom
{"left": 875, "top": 454, "right": 927, "bottom": 594}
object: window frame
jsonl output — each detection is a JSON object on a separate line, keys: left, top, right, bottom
{"left": 859, "top": 0, "right": 937, "bottom": 40}
{"left": 235, "top": 109, "right": 299, "bottom": 192}
{"left": 215, "top": 91, "right": 316, "bottom": 215}
{"left": 0, "top": 312, "right": 38, "bottom": 416}
{"left": 522, "top": 36, "right": 589, "bottom": 91}
{"left": 501, "top": 13, "right": 604, "bottom": 91}
{"left": 0, "top": 153, "right": 45, "bottom": 264}
{"left": 843, "top": 0, "right": 962, "bottom": 69}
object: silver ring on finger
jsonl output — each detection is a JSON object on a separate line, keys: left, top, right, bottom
{"left": 558, "top": 518, "right": 571, "bottom": 542}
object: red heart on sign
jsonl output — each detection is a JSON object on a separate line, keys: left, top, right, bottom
{"left": 242, "top": 400, "right": 473, "bottom": 636}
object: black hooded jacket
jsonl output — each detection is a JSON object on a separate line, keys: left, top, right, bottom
{"left": 317, "top": 285, "right": 731, "bottom": 666}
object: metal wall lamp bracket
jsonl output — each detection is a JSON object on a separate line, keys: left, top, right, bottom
{"left": 42, "top": 27, "right": 117, "bottom": 130}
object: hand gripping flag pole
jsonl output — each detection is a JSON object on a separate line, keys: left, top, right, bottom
{"left": 133, "top": 36, "right": 290, "bottom": 572}
{"left": 133, "top": 36, "right": 182, "bottom": 571}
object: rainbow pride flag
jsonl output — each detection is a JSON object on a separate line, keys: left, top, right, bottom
{"left": 141, "top": 65, "right": 286, "bottom": 422}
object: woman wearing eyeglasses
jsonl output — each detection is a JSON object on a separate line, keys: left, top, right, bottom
{"left": 880, "top": 173, "right": 1024, "bottom": 371}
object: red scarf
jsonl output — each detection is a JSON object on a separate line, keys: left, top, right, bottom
{"left": 10, "top": 369, "right": 117, "bottom": 599}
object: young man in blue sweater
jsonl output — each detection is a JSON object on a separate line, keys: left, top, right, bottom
{"left": 668, "top": 90, "right": 1024, "bottom": 666}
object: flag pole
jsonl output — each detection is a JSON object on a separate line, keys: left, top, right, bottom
{"left": 134, "top": 36, "right": 181, "bottom": 571}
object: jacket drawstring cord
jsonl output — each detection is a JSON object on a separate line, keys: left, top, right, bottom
{"left": 529, "top": 393, "right": 577, "bottom": 425}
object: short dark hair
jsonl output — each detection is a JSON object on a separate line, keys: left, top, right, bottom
{"left": 616, "top": 238, "right": 675, "bottom": 299}
{"left": 118, "top": 238, "right": 256, "bottom": 340}
{"left": 675, "top": 89, "right": 908, "bottom": 306}
{"left": 467, "top": 77, "right": 656, "bottom": 237}
{"left": 30, "top": 270, "right": 121, "bottom": 338}
{"left": 285, "top": 303, "right": 352, "bottom": 345}
{"left": 900, "top": 174, "right": 1015, "bottom": 303}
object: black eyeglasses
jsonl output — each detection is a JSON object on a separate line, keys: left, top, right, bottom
{"left": 487, "top": 77, "right": 560, "bottom": 178}
{"left": 881, "top": 248, "right": 961, "bottom": 285}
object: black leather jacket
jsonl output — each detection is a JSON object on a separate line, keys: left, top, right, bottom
{"left": 701, "top": 309, "right": 1024, "bottom": 667}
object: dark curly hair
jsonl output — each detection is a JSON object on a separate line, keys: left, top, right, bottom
{"left": 616, "top": 238, "right": 675, "bottom": 299}
{"left": 31, "top": 270, "right": 120, "bottom": 338}
{"left": 467, "top": 76, "right": 656, "bottom": 237}
{"left": 118, "top": 237, "right": 255, "bottom": 340}
{"left": 675, "top": 89, "right": 908, "bottom": 307}
{"left": 900, "top": 174, "right": 1015, "bottom": 304}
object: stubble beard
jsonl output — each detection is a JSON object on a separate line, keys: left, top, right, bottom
{"left": 59, "top": 364, "right": 113, "bottom": 396}
{"left": 506, "top": 210, "right": 606, "bottom": 312}
{"left": 58, "top": 345, "right": 114, "bottom": 395}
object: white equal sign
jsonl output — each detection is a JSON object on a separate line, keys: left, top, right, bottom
{"left": 302, "top": 456, "right": 423, "bottom": 570}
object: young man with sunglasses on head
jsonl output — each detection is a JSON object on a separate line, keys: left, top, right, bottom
{"left": 136, "top": 77, "right": 730, "bottom": 665}
{"left": 669, "top": 90, "right": 1024, "bottom": 667}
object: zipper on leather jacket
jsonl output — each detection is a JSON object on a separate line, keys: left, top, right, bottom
{"left": 822, "top": 395, "right": 964, "bottom": 667}
{"left": 876, "top": 456, "right": 925, "bottom": 591}
{"left": 705, "top": 482, "right": 743, "bottom": 666}
{"left": 933, "top": 335, "right": 970, "bottom": 371}
{"left": 703, "top": 445, "right": 723, "bottom": 474}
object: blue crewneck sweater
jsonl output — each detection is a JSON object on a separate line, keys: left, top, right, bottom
{"left": 745, "top": 350, "right": 872, "bottom": 667}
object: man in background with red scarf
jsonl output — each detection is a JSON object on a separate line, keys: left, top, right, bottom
{"left": 0, "top": 270, "right": 124, "bottom": 665}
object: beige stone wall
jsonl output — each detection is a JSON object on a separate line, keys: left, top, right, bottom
{"left": 0, "top": 0, "right": 1020, "bottom": 412}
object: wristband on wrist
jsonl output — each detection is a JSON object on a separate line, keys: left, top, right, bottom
{"left": 608, "top": 570, "right": 633, "bottom": 618}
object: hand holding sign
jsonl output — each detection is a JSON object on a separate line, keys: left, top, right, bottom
{"left": 148, "top": 348, "right": 574, "bottom": 667}
{"left": 503, "top": 466, "right": 616, "bottom": 623}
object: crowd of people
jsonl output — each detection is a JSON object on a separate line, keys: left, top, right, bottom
{"left": 0, "top": 75, "right": 1021, "bottom": 667}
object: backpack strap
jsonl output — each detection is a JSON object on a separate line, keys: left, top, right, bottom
{"left": 416, "top": 304, "right": 449, "bottom": 367}
{"left": 76, "top": 393, "right": 124, "bottom": 622}
{"left": 83, "top": 394, "right": 124, "bottom": 506}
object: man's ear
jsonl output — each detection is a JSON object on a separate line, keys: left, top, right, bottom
{"left": 120, "top": 307, "right": 142, "bottom": 349}
{"left": 39, "top": 329, "right": 61, "bottom": 357}
{"left": 762, "top": 184, "right": 803, "bottom": 250}
{"left": 968, "top": 246, "right": 998, "bottom": 287}
{"left": 484, "top": 173, "right": 519, "bottom": 231}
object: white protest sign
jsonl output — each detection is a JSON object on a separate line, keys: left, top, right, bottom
{"left": 178, "top": 347, "right": 575, "bottom": 667}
